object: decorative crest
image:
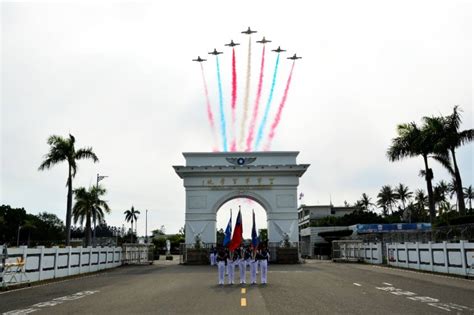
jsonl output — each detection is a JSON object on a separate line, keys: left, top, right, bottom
{"left": 226, "top": 157, "right": 257, "bottom": 166}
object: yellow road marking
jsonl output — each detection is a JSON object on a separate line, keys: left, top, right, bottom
{"left": 241, "top": 288, "right": 246, "bottom": 294}
{"left": 241, "top": 297, "right": 247, "bottom": 307}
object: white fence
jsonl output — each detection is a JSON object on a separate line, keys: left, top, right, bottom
{"left": 122, "top": 244, "right": 153, "bottom": 264}
{"left": 332, "top": 241, "right": 383, "bottom": 264}
{"left": 1, "top": 245, "right": 122, "bottom": 285}
{"left": 387, "top": 241, "right": 474, "bottom": 276}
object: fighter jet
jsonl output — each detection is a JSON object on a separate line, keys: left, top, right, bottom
{"left": 208, "top": 48, "right": 223, "bottom": 55}
{"left": 225, "top": 40, "right": 240, "bottom": 47}
{"left": 287, "top": 53, "right": 302, "bottom": 60}
{"left": 241, "top": 26, "right": 257, "bottom": 34}
{"left": 192, "top": 56, "right": 206, "bottom": 62}
{"left": 256, "top": 36, "right": 271, "bottom": 44}
{"left": 272, "top": 46, "right": 286, "bottom": 53}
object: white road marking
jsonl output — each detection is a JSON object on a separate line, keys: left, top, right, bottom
{"left": 376, "top": 286, "right": 474, "bottom": 313}
{"left": 353, "top": 283, "right": 362, "bottom": 286}
{"left": 2, "top": 290, "right": 99, "bottom": 315}
{"left": 383, "top": 282, "right": 392, "bottom": 286}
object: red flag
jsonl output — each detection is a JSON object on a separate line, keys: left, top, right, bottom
{"left": 228, "top": 210, "right": 243, "bottom": 252}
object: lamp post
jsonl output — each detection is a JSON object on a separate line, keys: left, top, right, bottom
{"left": 145, "top": 210, "right": 148, "bottom": 244}
{"left": 94, "top": 173, "right": 108, "bottom": 247}
{"left": 17, "top": 226, "right": 22, "bottom": 247}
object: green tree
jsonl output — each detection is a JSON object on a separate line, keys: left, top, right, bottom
{"left": 424, "top": 106, "right": 473, "bottom": 215}
{"left": 387, "top": 123, "right": 436, "bottom": 222}
{"left": 38, "top": 134, "right": 99, "bottom": 245}
{"left": 72, "top": 185, "right": 110, "bottom": 246}
{"left": 377, "top": 185, "right": 397, "bottom": 216}
{"left": 358, "top": 193, "right": 374, "bottom": 212}
{"left": 394, "top": 183, "right": 413, "bottom": 212}
{"left": 464, "top": 185, "right": 473, "bottom": 212}
{"left": 124, "top": 206, "right": 140, "bottom": 243}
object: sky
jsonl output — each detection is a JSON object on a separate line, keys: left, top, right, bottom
{"left": 1, "top": 0, "right": 472, "bottom": 238}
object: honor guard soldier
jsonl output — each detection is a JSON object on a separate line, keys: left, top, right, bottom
{"left": 210, "top": 246, "right": 217, "bottom": 266}
{"left": 257, "top": 247, "right": 270, "bottom": 284}
{"left": 249, "top": 248, "right": 258, "bottom": 285}
{"left": 227, "top": 250, "right": 236, "bottom": 285}
{"left": 238, "top": 246, "right": 247, "bottom": 284}
{"left": 216, "top": 247, "right": 227, "bottom": 285}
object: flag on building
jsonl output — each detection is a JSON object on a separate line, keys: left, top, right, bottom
{"left": 251, "top": 209, "right": 259, "bottom": 250}
{"left": 228, "top": 209, "right": 243, "bottom": 252}
{"left": 223, "top": 210, "right": 232, "bottom": 247}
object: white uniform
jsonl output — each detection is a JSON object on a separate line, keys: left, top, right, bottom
{"left": 249, "top": 260, "right": 257, "bottom": 284}
{"left": 217, "top": 260, "right": 226, "bottom": 285}
{"left": 210, "top": 252, "right": 216, "bottom": 266}
{"left": 239, "top": 257, "right": 246, "bottom": 284}
{"left": 260, "top": 251, "right": 270, "bottom": 284}
{"left": 227, "top": 258, "right": 235, "bottom": 284}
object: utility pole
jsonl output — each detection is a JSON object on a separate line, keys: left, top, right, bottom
{"left": 94, "top": 173, "right": 108, "bottom": 247}
{"left": 17, "top": 226, "right": 22, "bottom": 247}
{"left": 145, "top": 209, "right": 148, "bottom": 244}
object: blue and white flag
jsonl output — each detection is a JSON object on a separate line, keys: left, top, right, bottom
{"left": 251, "top": 210, "right": 259, "bottom": 250}
{"left": 223, "top": 210, "right": 232, "bottom": 247}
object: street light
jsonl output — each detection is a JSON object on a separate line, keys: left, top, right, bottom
{"left": 93, "top": 173, "right": 108, "bottom": 247}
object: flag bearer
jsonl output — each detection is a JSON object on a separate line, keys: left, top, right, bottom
{"left": 216, "top": 247, "right": 227, "bottom": 285}
{"left": 210, "top": 246, "right": 216, "bottom": 266}
{"left": 227, "top": 250, "right": 236, "bottom": 285}
{"left": 237, "top": 246, "right": 246, "bottom": 284}
{"left": 249, "top": 249, "right": 258, "bottom": 285}
{"left": 257, "top": 247, "right": 270, "bottom": 284}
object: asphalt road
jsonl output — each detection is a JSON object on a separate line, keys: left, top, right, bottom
{"left": 1, "top": 259, "right": 473, "bottom": 314}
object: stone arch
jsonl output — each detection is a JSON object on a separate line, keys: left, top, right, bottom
{"left": 211, "top": 190, "right": 272, "bottom": 215}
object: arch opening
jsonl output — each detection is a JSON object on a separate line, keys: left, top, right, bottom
{"left": 216, "top": 197, "right": 267, "bottom": 241}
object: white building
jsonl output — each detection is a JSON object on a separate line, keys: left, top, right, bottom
{"left": 298, "top": 204, "right": 356, "bottom": 258}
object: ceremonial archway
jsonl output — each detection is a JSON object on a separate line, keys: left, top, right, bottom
{"left": 173, "top": 151, "right": 309, "bottom": 245}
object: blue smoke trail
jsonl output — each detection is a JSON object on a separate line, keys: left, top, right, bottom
{"left": 254, "top": 53, "right": 280, "bottom": 150}
{"left": 216, "top": 56, "right": 228, "bottom": 152}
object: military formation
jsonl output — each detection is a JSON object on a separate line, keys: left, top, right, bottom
{"left": 210, "top": 245, "right": 270, "bottom": 285}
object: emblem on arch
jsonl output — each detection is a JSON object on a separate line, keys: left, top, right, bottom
{"left": 226, "top": 157, "right": 257, "bottom": 166}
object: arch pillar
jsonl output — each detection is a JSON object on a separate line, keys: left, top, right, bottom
{"left": 174, "top": 152, "right": 309, "bottom": 246}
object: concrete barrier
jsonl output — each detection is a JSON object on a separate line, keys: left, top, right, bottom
{"left": 387, "top": 241, "right": 474, "bottom": 276}
{"left": 0, "top": 245, "right": 122, "bottom": 285}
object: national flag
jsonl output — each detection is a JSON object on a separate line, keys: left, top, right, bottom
{"left": 223, "top": 210, "right": 232, "bottom": 247}
{"left": 228, "top": 209, "right": 243, "bottom": 252}
{"left": 251, "top": 210, "right": 259, "bottom": 250}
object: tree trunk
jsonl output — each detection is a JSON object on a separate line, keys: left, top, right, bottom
{"left": 130, "top": 220, "right": 133, "bottom": 243}
{"left": 86, "top": 213, "right": 92, "bottom": 247}
{"left": 451, "top": 148, "right": 466, "bottom": 216}
{"left": 423, "top": 154, "right": 436, "bottom": 223}
{"left": 66, "top": 165, "right": 73, "bottom": 246}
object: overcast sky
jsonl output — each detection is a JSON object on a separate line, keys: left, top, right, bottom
{"left": 1, "top": 0, "right": 472, "bottom": 238}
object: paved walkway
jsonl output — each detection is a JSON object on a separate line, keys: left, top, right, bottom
{"left": 1, "top": 260, "right": 473, "bottom": 314}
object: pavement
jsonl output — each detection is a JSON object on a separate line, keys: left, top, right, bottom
{"left": 1, "top": 258, "right": 473, "bottom": 314}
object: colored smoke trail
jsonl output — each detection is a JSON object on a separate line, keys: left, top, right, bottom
{"left": 216, "top": 56, "right": 228, "bottom": 152}
{"left": 238, "top": 36, "right": 252, "bottom": 150}
{"left": 230, "top": 48, "right": 237, "bottom": 152}
{"left": 200, "top": 63, "right": 218, "bottom": 151}
{"left": 245, "top": 45, "right": 266, "bottom": 152}
{"left": 254, "top": 53, "right": 280, "bottom": 150}
{"left": 264, "top": 61, "right": 295, "bottom": 151}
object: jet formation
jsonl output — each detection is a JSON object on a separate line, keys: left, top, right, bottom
{"left": 194, "top": 27, "right": 302, "bottom": 61}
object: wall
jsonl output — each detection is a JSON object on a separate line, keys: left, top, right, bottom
{"left": 387, "top": 241, "right": 474, "bottom": 276}
{"left": 1, "top": 245, "right": 122, "bottom": 284}
{"left": 334, "top": 241, "right": 383, "bottom": 264}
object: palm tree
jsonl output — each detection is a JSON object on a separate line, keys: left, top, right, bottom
{"left": 394, "top": 183, "right": 413, "bottom": 212}
{"left": 433, "top": 181, "right": 450, "bottom": 215}
{"left": 359, "top": 193, "right": 374, "bottom": 212}
{"left": 72, "top": 185, "right": 110, "bottom": 246}
{"left": 414, "top": 189, "right": 429, "bottom": 220}
{"left": 38, "top": 134, "right": 99, "bottom": 245}
{"left": 464, "top": 185, "right": 473, "bottom": 212}
{"left": 124, "top": 206, "right": 140, "bottom": 243}
{"left": 424, "top": 106, "right": 473, "bottom": 215}
{"left": 387, "top": 122, "right": 436, "bottom": 222}
{"left": 377, "top": 185, "right": 397, "bottom": 216}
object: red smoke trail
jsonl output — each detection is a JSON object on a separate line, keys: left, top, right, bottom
{"left": 246, "top": 45, "right": 266, "bottom": 152}
{"left": 264, "top": 61, "right": 295, "bottom": 151}
{"left": 230, "top": 48, "right": 237, "bottom": 152}
{"left": 200, "top": 63, "right": 218, "bottom": 151}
